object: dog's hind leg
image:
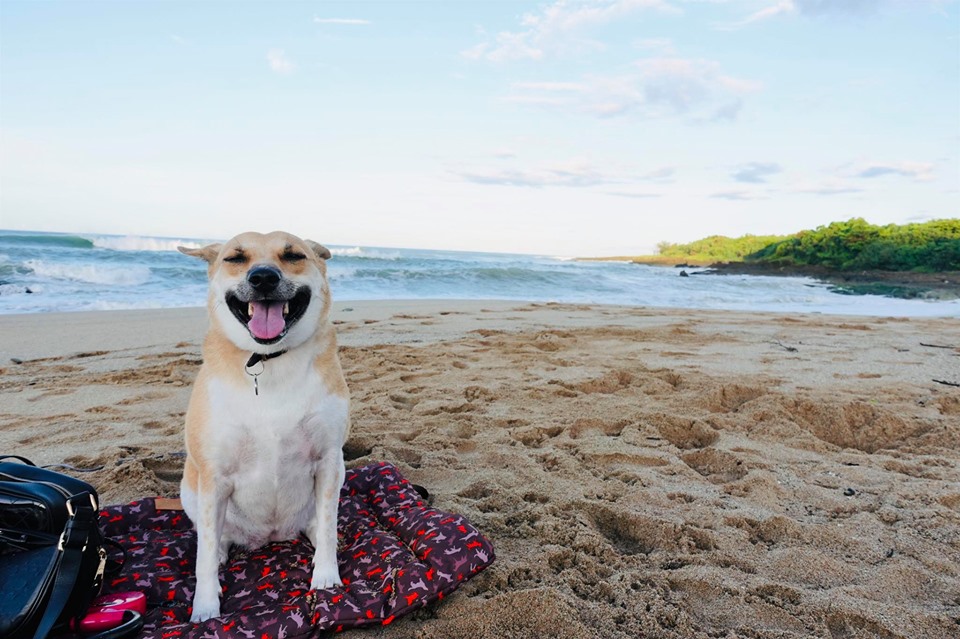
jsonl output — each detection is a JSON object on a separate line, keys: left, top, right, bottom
{"left": 307, "top": 450, "right": 345, "bottom": 591}
{"left": 218, "top": 536, "right": 231, "bottom": 566}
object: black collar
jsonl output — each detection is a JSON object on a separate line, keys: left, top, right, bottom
{"left": 246, "top": 350, "right": 287, "bottom": 368}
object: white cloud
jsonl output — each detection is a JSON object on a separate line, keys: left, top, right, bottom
{"left": 853, "top": 161, "right": 935, "bottom": 181}
{"left": 456, "top": 159, "right": 612, "bottom": 188}
{"left": 641, "top": 166, "right": 676, "bottom": 182}
{"left": 710, "top": 190, "right": 768, "bottom": 201}
{"left": 313, "top": 17, "right": 371, "bottom": 25}
{"left": 738, "top": 0, "right": 796, "bottom": 26}
{"left": 732, "top": 162, "right": 782, "bottom": 183}
{"left": 793, "top": 0, "right": 881, "bottom": 16}
{"left": 463, "top": 0, "right": 679, "bottom": 62}
{"left": 638, "top": 57, "right": 728, "bottom": 112}
{"left": 502, "top": 56, "right": 760, "bottom": 120}
{"left": 796, "top": 180, "right": 864, "bottom": 195}
{"left": 711, "top": 99, "right": 743, "bottom": 122}
{"left": 454, "top": 157, "right": 672, "bottom": 189}
{"left": 462, "top": 30, "right": 546, "bottom": 62}
{"left": 267, "top": 49, "right": 294, "bottom": 75}
{"left": 605, "top": 190, "right": 663, "bottom": 198}
{"left": 724, "top": 0, "right": 933, "bottom": 28}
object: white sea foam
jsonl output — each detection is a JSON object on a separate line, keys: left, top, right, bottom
{"left": 89, "top": 235, "right": 204, "bottom": 252}
{"left": 0, "top": 283, "right": 34, "bottom": 296}
{"left": 24, "top": 260, "right": 152, "bottom": 286}
{"left": 329, "top": 246, "right": 401, "bottom": 260}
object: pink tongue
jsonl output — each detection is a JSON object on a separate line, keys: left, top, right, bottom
{"left": 248, "top": 301, "right": 286, "bottom": 340}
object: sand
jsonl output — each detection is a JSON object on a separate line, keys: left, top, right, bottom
{"left": 1, "top": 300, "right": 958, "bottom": 639}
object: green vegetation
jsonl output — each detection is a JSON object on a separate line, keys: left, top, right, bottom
{"left": 655, "top": 233, "right": 790, "bottom": 264}
{"left": 633, "top": 218, "right": 960, "bottom": 272}
{"left": 752, "top": 218, "right": 960, "bottom": 271}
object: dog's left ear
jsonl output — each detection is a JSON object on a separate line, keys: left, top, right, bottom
{"left": 178, "top": 244, "right": 222, "bottom": 264}
{"left": 306, "top": 241, "right": 332, "bottom": 261}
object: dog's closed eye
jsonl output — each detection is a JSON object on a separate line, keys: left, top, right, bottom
{"left": 224, "top": 253, "right": 247, "bottom": 264}
{"left": 281, "top": 250, "right": 307, "bottom": 262}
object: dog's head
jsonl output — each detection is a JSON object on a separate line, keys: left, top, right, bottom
{"left": 179, "top": 231, "right": 333, "bottom": 353}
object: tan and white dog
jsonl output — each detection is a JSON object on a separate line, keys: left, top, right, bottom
{"left": 177, "top": 231, "right": 349, "bottom": 623}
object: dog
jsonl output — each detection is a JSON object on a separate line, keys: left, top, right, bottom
{"left": 177, "top": 231, "right": 349, "bottom": 623}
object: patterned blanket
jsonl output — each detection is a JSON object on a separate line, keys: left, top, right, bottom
{"left": 97, "top": 462, "right": 495, "bottom": 638}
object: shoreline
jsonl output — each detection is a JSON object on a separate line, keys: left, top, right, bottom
{"left": 629, "top": 258, "right": 960, "bottom": 301}
{"left": 1, "top": 299, "right": 958, "bottom": 638}
{"left": 579, "top": 255, "right": 960, "bottom": 300}
{"left": 703, "top": 261, "right": 960, "bottom": 300}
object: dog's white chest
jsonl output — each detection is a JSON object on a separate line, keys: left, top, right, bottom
{"left": 204, "top": 367, "right": 347, "bottom": 545}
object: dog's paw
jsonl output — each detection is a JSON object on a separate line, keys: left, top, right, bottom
{"left": 190, "top": 592, "right": 221, "bottom": 623}
{"left": 310, "top": 564, "right": 343, "bottom": 591}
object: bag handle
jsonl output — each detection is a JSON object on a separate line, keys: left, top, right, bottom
{"left": 0, "top": 455, "right": 36, "bottom": 466}
{"left": 32, "top": 505, "right": 99, "bottom": 639}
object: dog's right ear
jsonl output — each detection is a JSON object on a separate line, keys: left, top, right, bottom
{"left": 178, "top": 244, "right": 222, "bottom": 264}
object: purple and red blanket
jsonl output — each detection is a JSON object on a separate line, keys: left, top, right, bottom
{"left": 97, "top": 462, "right": 495, "bottom": 638}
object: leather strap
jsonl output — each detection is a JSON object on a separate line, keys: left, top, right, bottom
{"left": 246, "top": 350, "right": 287, "bottom": 367}
{"left": 0, "top": 455, "right": 36, "bottom": 466}
{"left": 31, "top": 506, "right": 96, "bottom": 639}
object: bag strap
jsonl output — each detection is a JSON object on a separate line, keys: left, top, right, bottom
{"left": 0, "top": 455, "right": 36, "bottom": 466}
{"left": 32, "top": 504, "right": 98, "bottom": 639}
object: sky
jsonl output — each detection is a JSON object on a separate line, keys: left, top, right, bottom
{"left": 0, "top": 0, "right": 957, "bottom": 257}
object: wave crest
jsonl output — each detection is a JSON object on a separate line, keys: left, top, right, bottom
{"left": 0, "top": 233, "right": 94, "bottom": 249}
{"left": 89, "top": 235, "right": 205, "bottom": 252}
{"left": 24, "top": 260, "right": 152, "bottom": 286}
{"left": 329, "top": 246, "right": 401, "bottom": 260}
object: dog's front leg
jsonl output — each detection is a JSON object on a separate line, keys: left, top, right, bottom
{"left": 191, "top": 478, "right": 230, "bottom": 622}
{"left": 308, "top": 450, "right": 345, "bottom": 590}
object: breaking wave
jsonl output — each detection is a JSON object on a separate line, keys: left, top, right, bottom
{"left": 24, "top": 260, "right": 152, "bottom": 286}
{"left": 89, "top": 235, "right": 205, "bottom": 252}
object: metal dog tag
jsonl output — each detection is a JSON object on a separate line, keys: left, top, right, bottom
{"left": 244, "top": 359, "right": 264, "bottom": 396}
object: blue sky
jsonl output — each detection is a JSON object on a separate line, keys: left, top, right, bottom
{"left": 1, "top": 0, "right": 957, "bottom": 256}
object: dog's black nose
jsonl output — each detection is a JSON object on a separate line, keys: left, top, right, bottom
{"left": 247, "top": 265, "right": 282, "bottom": 293}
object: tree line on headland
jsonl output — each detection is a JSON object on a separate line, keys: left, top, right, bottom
{"left": 647, "top": 218, "right": 959, "bottom": 272}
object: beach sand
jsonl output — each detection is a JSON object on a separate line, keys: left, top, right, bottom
{"left": 1, "top": 301, "right": 958, "bottom": 638}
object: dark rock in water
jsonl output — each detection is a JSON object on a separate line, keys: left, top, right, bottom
{"left": 25, "top": 288, "right": 33, "bottom": 294}
{"left": 679, "top": 270, "right": 689, "bottom": 277}
{"left": 675, "top": 263, "right": 690, "bottom": 268}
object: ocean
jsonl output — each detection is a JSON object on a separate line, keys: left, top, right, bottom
{"left": 0, "top": 230, "right": 957, "bottom": 317}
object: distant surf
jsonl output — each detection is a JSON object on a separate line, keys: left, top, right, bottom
{"left": 0, "top": 230, "right": 956, "bottom": 317}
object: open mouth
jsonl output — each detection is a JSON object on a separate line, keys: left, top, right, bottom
{"left": 226, "top": 287, "right": 311, "bottom": 344}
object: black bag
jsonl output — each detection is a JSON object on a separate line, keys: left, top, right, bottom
{"left": 0, "top": 456, "right": 112, "bottom": 638}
